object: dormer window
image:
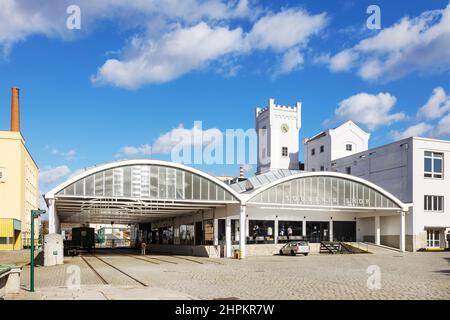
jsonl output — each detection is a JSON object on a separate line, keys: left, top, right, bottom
{"left": 346, "top": 144, "right": 353, "bottom": 151}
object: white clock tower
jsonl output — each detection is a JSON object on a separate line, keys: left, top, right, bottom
{"left": 256, "top": 98, "right": 302, "bottom": 174}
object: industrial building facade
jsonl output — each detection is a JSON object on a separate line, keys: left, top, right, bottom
{"left": 43, "top": 98, "right": 449, "bottom": 256}
{"left": 304, "top": 122, "right": 450, "bottom": 251}
{"left": 44, "top": 159, "right": 409, "bottom": 258}
{"left": 0, "top": 88, "right": 39, "bottom": 250}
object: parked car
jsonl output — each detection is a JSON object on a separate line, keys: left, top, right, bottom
{"left": 280, "top": 241, "right": 310, "bottom": 256}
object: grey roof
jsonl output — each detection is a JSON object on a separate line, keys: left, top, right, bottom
{"left": 230, "top": 169, "right": 302, "bottom": 193}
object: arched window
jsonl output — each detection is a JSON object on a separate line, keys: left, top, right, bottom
{"left": 247, "top": 175, "right": 401, "bottom": 209}
{"left": 56, "top": 164, "right": 237, "bottom": 202}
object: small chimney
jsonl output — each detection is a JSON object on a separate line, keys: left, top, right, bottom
{"left": 10, "top": 87, "right": 20, "bottom": 132}
{"left": 239, "top": 166, "right": 244, "bottom": 178}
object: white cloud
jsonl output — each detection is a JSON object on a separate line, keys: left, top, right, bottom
{"left": 277, "top": 48, "right": 304, "bottom": 75}
{"left": 92, "top": 22, "right": 245, "bottom": 89}
{"left": 46, "top": 146, "right": 77, "bottom": 160}
{"left": 93, "top": 6, "right": 328, "bottom": 88}
{"left": 118, "top": 123, "right": 223, "bottom": 156}
{"left": 333, "top": 92, "right": 405, "bottom": 130}
{"left": 40, "top": 165, "right": 71, "bottom": 185}
{"left": 329, "top": 50, "right": 357, "bottom": 72}
{"left": 0, "top": 0, "right": 253, "bottom": 57}
{"left": 418, "top": 86, "right": 450, "bottom": 120}
{"left": 0, "top": 0, "right": 57, "bottom": 55}
{"left": 154, "top": 123, "right": 223, "bottom": 153}
{"left": 435, "top": 113, "right": 450, "bottom": 137}
{"left": 0, "top": 1, "right": 328, "bottom": 86}
{"left": 119, "top": 144, "right": 153, "bottom": 157}
{"left": 390, "top": 122, "right": 433, "bottom": 140}
{"left": 247, "top": 8, "right": 327, "bottom": 51}
{"left": 323, "top": 2, "right": 450, "bottom": 81}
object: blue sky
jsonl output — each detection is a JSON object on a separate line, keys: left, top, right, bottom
{"left": 0, "top": 0, "right": 449, "bottom": 197}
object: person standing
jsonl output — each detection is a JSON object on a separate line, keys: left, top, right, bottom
{"left": 267, "top": 225, "right": 273, "bottom": 239}
{"left": 287, "top": 226, "right": 293, "bottom": 239}
{"left": 141, "top": 242, "right": 147, "bottom": 256}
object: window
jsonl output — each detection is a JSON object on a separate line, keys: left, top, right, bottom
{"left": 320, "top": 145, "right": 324, "bottom": 153}
{"left": 311, "top": 168, "right": 316, "bottom": 172}
{"left": 424, "top": 195, "right": 444, "bottom": 212}
{"left": 203, "top": 220, "right": 214, "bottom": 245}
{"left": 248, "top": 220, "right": 275, "bottom": 244}
{"left": 346, "top": 144, "right": 353, "bottom": 151}
{"left": 159, "top": 226, "right": 173, "bottom": 244}
{"left": 320, "top": 166, "right": 325, "bottom": 171}
{"left": 179, "top": 224, "right": 195, "bottom": 245}
{"left": 424, "top": 151, "right": 443, "bottom": 178}
{"left": 345, "top": 167, "right": 351, "bottom": 174}
{"left": 427, "top": 230, "right": 440, "bottom": 248}
{"left": 0, "top": 237, "right": 13, "bottom": 245}
{"left": 282, "top": 147, "right": 288, "bottom": 157}
{"left": 311, "top": 148, "right": 315, "bottom": 156}
{"left": 278, "top": 221, "right": 303, "bottom": 243}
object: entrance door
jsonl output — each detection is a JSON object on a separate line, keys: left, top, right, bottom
{"left": 306, "top": 222, "right": 330, "bottom": 243}
{"left": 427, "top": 229, "right": 441, "bottom": 248}
{"left": 333, "top": 221, "right": 357, "bottom": 242}
{"left": 195, "top": 221, "right": 203, "bottom": 246}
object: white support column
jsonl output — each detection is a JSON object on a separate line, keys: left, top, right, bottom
{"left": 246, "top": 218, "right": 249, "bottom": 238}
{"left": 55, "top": 209, "right": 61, "bottom": 234}
{"left": 239, "top": 205, "right": 246, "bottom": 259}
{"left": 375, "top": 215, "right": 381, "bottom": 246}
{"left": 329, "top": 219, "right": 333, "bottom": 242}
{"left": 213, "top": 218, "right": 219, "bottom": 246}
{"left": 225, "top": 218, "right": 232, "bottom": 258}
{"left": 48, "top": 199, "right": 55, "bottom": 234}
{"left": 400, "top": 211, "right": 406, "bottom": 252}
{"left": 274, "top": 218, "right": 279, "bottom": 244}
{"left": 302, "top": 219, "right": 307, "bottom": 239}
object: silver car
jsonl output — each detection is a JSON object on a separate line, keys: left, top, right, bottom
{"left": 279, "top": 241, "right": 310, "bottom": 256}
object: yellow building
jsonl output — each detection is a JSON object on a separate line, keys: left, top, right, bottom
{"left": 0, "top": 88, "right": 39, "bottom": 250}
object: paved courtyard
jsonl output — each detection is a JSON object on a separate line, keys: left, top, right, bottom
{"left": 5, "top": 250, "right": 450, "bottom": 300}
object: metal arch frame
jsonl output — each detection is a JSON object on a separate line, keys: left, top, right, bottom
{"left": 52, "top": 196, "right": 231, "bottom": 224}
{"left": 43, "top": 159, "right": 243, "bottom": 203}
{"left": 240, "top": 171, "right": 411, "bottom": 211}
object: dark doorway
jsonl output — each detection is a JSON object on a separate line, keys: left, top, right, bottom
{"left": 306, "top": 222, "right": 330, "bottom": 243}
{"left": 333, "top": 221, "right": 356, "bottom": 242}
{"left": 218, "top": 219, "right": 225, "bottom": 243}
{"left": 195, "top": 221, "right": 203, "bottom": 246}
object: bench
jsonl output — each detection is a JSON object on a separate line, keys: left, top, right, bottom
{"left": 0, "top": 264, "right": 22, "bottom": 298}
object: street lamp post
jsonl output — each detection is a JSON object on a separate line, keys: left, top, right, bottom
{"left": 30, "top": 209, "right": 46, "bottom": 293}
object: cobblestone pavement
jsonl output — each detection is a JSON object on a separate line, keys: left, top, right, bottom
{"left": 13, "top": 251, "right": 450, "bottom": 300}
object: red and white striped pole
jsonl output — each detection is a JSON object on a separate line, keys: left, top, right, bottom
{"left": 239, "top": 166, "right": 244, "bottom": 178}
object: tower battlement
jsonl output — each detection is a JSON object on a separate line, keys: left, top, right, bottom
{"left": 256, "top": 98, "right": 301, "bottom": 118}
{"left": 255, "top": 98, "right": 302, "bottom": 174}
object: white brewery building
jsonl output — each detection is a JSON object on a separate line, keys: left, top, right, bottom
{"left": 45, "top": 99, "right": 450, "bottom": 257}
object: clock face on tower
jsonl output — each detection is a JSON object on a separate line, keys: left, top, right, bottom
{"left": 281, "top": 123, "right": 289, "bottom": 133}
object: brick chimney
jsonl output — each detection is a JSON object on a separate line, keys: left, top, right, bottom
{"left": 10, "top": 87, "right": 20, "bottom": 132}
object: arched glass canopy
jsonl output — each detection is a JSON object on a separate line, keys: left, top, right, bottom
{"left": 56, "top": 164, "right": 236, "bottom": 202}
{"left": 247, "top": 175, "right": 401, "bottom": 209}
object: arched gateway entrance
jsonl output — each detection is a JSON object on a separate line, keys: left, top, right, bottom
{"left": 44, "top": 161, "right": 411, "bottom": 258}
